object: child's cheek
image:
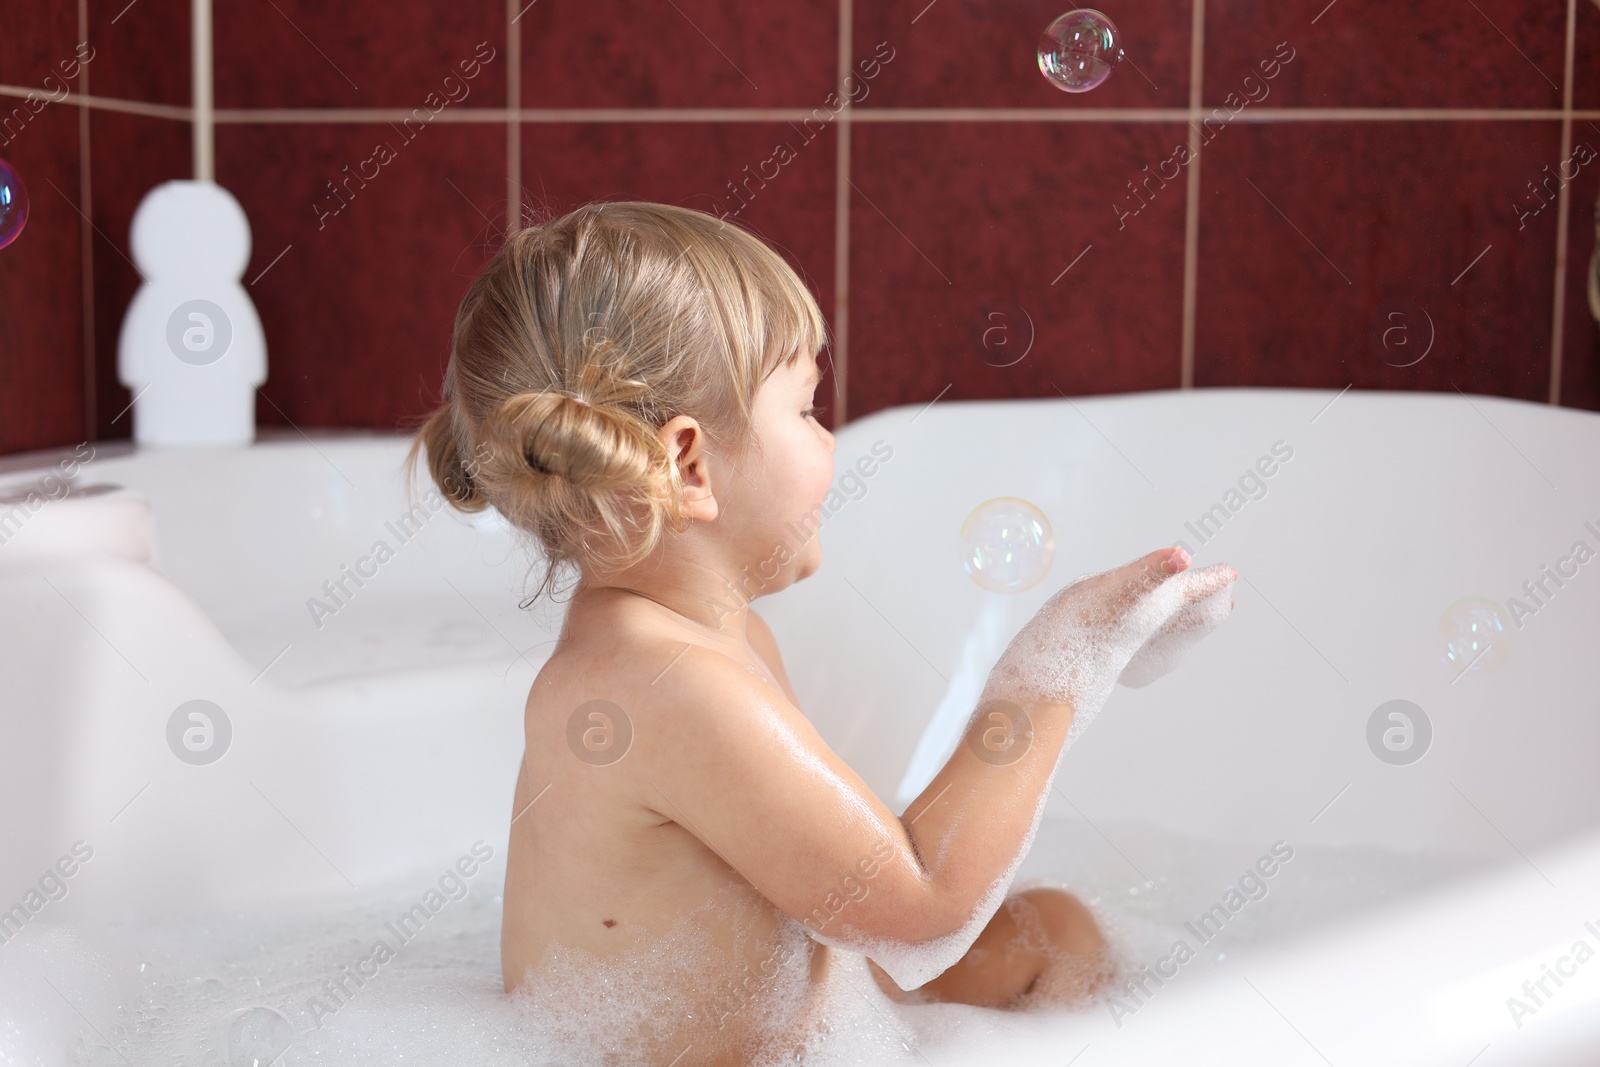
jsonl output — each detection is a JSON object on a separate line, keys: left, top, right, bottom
{"left": 798, "top": 428, "right": 833, "bottom": 508}
{"left": 810, "top": 456, "right": 834, "bottom": 511}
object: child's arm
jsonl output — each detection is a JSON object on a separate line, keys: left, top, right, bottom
{"left": 641, "top": 548, "right": 1235, "bottom": 989}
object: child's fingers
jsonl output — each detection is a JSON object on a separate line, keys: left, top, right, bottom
{"left": 1170, "top": 562, "right": 1237, "bottom": 603}
{"left": 1117, "top": 572, "right": 1237, "bottom": 688}
{"left": 1154, "top": 582, "right": 1235, "bottom": 638}
{"left": 1105, "top": 547, "right": 1192, "bottom": 598}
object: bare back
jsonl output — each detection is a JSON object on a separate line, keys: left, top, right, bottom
{"left": 501, "top": 588, "right": 835, "bottom": 1065}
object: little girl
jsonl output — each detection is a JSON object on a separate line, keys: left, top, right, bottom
{"left": 411, "top": 201, "right": 1238, "bottom": 1065}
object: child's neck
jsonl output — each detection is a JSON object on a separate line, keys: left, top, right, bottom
{"left": 577, "top": 579, "right": 748, "bottom": 638}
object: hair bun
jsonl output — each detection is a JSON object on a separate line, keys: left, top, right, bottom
{"left": 477, "top": 389, "right": 660, "bottom": 495}
{"left": 414, "top": 406, "right": 489, "bottom": 512}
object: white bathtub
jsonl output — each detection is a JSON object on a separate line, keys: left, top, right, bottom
{"left": 1, "top": 387, "right": 1597, "bottom": 1065}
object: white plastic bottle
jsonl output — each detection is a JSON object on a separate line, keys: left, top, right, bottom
{"left": 117, "top": 180, "right": 267, "bottom": 447}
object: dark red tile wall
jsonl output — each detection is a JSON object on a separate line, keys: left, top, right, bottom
{"left": 0, "top": 3, "right": 87, "bottom": 453}
{"left": 87, "top": 0, "right": 190, "bottom": 107}
{"left": 0, "top": 105, "right": 87, "bottom": 454}
{"left": 856, "top": 0, "right": 1192, "bottom": 109}
{"left": 88, "top": 110, "right": 191, "bottom": 440}
{"left": 219, "top": 121, "right": 504, "bottom": 429}
{"left": 214, "top": 3, "right": 505, "bottom": 109}
{"left": 848, "top": 120, "right": 1188, "bottom": 412}
{"left": 1195, "top": 120, "right": 1562, "bottom": 399}
{"left": 519, "top": 0, "right": 837, "bottom": 108}
{"left": 1206, "top": 0, "right": 1568, "bottom": 109}
{"left": 2, "top": 0, "right": 1598, "bottom": 458}
{"left": 1561, "top": 127, "right": 1600, "bottom": 407}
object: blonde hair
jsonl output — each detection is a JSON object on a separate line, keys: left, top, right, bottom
{"left": 408, "top": 201, "right": 829, "bottom": 605}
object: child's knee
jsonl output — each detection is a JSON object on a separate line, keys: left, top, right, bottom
{"left": 1013, "top": 887, "right": 1107, "bottom": 958}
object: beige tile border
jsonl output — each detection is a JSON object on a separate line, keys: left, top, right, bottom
{"left": 834, "top": 0, "right": 853, "bottom": 424}
{"left": 1549, "top": 0, "right": 1579, "bottom": 405}
{"left": 192, "top": 0, "right": 214, "bottom": 180}
{"left": 76, "top": 0, "right": 96, "bottom": 438}
{"left": 6, "top": 90, "right": 1592, "bottom": 126}
{"left": 506, "top": 0, "right": 521, "bottom": 233}
{"left": 1180, "top": 0, "right": 1207, "bottom": 391}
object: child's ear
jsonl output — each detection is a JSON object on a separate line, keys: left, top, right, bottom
{"left": 657, "top": 416, "right": 719, "bottom": 524}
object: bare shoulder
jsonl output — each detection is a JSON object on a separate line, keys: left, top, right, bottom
{"left": 525, "top": 592, "right": 693, "bottom": 715}
{"left": 523, "top": 592, "right": 770, "bottom": 746}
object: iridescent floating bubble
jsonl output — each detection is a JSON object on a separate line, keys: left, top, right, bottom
{"left": 0, "top": 157, "right": 29, "bottom": 250}
{"left": 1439, "top": 597, "right": 1513, "bottom": 676}
{"left": 1038, "top": 9, "right": 1125, "bottom": 94}
{"left": 960, "top": 497, "right": 1055, "bottom": 593}
{"left": 227, "top": 1006, "right": 294, "bottom": 1067}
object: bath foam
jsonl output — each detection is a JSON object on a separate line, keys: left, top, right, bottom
{"left": 0, "top": 852, "right": 938, "bottom": 1067}
{"left": 507, "top": 876, "right": 937, "bottom": 1067}
{"left": 818, "top": 561, "right": 1236, "bottom": 992}
{"left": 0, "top": 923, "right": 123, "bottom": 1066}
{"left": 1116, "top": 580, "right": 1235, "bottom": 689}
{"left": 983, "top": 561, "right": 1237, "bottom": 731}
{"left": 505, "top": 882, "right": 832, "bottom": 1066}
{"left": 0, "top": 858, "right": 553, "bottom": 1067}
{"left": 0, "top": 832, "right": 1464, "bottom": 1066}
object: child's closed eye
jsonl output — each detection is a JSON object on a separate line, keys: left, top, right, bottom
{"left": 803, "top": 406, "right": 825, "bottom": 419}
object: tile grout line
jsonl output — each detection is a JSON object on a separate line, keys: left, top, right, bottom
{"left": 77, "top": 0, "right": 96, "bottom": 440}
{"left": 6, "top": 89, "right": 1600, "bottom": 125}
{"left": 1548, "top": 0, "right": 1577, "bottom": 406}
{"left": 506, "top": 0, "right": 521, "bottom": 232}
{"left": 833, "top": 0, "right": 851, "bottom": 425}
{"left": 1179, "top": 0, "right": 1206, "bottom": 390}
{"left": 192, "top": 0, "right": 214, "bottom": 180}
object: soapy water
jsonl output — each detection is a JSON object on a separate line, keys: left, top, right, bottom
{"left": 1037, "top": 10, "right": 1125, "bottom": 94}
{"left": 959, "top": 497, "right": 1056, "bottom": 594}
{"left": 0, "top": 557, "right": 1252, "bottom": 1065}
{"left": 982, "top": 553, "right": 1238, "bottom": 747}
{"left": 0, "top": 854, "right": 924, "bottom": 1067}
{"left": 0, "top": 832, "right": 1474, "bottom": 1067}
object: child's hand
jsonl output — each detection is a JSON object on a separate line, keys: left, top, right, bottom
{"left": 1118, "top": 562, "right": 1236, "bottom": 688}
{"left": 979, "top": 547, "right": 1237, "bottom": 726}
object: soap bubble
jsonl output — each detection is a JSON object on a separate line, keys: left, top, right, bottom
{"left": 959, "top": 497, "right": 1055, "bottom": 593}
{"left": 0, "top": 156, "right": 29, "bottom": 250}
{"left": 226, "top": 1006, "right": 294, "bottom": 1067}
{"left": 1038, "top": 9, "right": 1125, "bottom": 93}
{"left": 1439, "top": 598, "right": 1513, "bottom": 676}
